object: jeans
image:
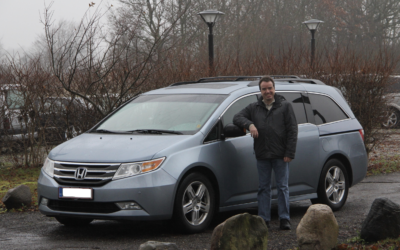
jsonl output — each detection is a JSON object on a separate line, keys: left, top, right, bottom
{"left": 257, "top": 158, "right": 290, "bottom": 222}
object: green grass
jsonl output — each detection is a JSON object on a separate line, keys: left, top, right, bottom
{"left": 367, "top": 155, "right": 400, "bottom": 176}
{"left": 0, "top": 165, "right": 42, "bottom": 213}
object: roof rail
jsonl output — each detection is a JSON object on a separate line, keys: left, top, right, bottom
{"left": 247, "top": 78, "right": 326, "bottom": 87}
{"left": 169, "top": 75, "right": 302, "bottom": 86}
{"left": 168, "top": 81, "right": 198, "bottom": 87}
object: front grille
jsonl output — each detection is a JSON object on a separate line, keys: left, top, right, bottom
{"left": 48, "top": 200, "right": 120, "bottom": 213}
{"left": 54, "top": 162, "right": 120, "bottom": 186}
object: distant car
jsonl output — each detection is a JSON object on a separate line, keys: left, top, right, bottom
{"left": 36, "top": 97, "right": 92, "bottom": 141}
{"left": 37, "top": 76, "right": 368, "bottom": 233}
{"left": 0, "top": 84, "right": 36, "bottom": 146}
{"left": 382, "top": 76, "right": 400, "bottom": 128}
{"left": 382, "top": 93, "right": 400, "bottom": 128}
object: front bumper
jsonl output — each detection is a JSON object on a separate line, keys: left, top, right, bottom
{"left": 37, "top": 168, "right": 177, "bottom": 220}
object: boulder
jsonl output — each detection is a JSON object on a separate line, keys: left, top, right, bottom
{"left": 360, "top": 197, "right": 400, "bottom": 242}
{"left": 210, "top": 212, "right": 268, "bottom": 250}
{"left": 2, "top": 184, "right": 32, "bottom": 210}
{"left": 138, "top": 241, "right": 178, "bottom": 250}
{"left": 296, "top": 204, "right": 338, "bottom": 250}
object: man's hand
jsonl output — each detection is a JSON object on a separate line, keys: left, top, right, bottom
{"left": 284, "top": 157, "right": 292, "bottom": 163}
{"left": 249, "top": 124, "right": 258, "bottom": 138}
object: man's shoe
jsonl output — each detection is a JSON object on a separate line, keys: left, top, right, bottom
{"left": 265, "top": 221, "right": 270, "bottom": 229}
{"left": 280, "top": 219, "right": 291, "bottom": 230}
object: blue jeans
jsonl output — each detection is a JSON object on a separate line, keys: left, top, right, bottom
{"left": 257, "top": 158, "right": 290, "bottom": 222}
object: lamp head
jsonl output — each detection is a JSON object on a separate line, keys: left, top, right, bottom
{"left": 198, "top": 10, "right": 225, "bottom": 27}
{"left": 303, "top": 19, "right": 324, "bottom": 31}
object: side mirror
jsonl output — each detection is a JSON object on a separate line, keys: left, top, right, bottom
{"left": 223, "top": 123, "right": 246, "bottom": 138}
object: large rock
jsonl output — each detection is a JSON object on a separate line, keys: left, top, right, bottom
{"left": 2, "top": 184, "right": 32, "bottom": 210}
{"left": 210, "top": 212, "right": 268, "bottom": 250}
{"left": 296, "top": 204, "right": 338, "bottom": 250}
{"left": 138, "top": 241, "right": 178, "bottom": 250}
{"left": 360, "top": 197, "right": 400, "bottom": 242}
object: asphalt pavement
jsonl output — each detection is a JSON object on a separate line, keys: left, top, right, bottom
{"left": 1, "top": 173, "right": 400, "bottom": 250}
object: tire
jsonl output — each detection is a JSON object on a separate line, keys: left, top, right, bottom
{"left": 55, "top": 216, "right": 93, "bottom": 227}
{"left": 382, "top": 108, "right": 400, "bottom": 128}
{"left": 311, "top": 159, "right": 349, "bottom": 211}
{"left": 173, "top": 173, "right": 216, "bottom": 233}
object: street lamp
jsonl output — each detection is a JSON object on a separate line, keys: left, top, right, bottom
{"left": 198, "top": 10, "right": 225, "bottom": 76}
{"left": 302, "top": 19, "right": 324, "bottom": 67}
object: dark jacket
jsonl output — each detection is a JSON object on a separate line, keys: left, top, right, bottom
{"left": 233, "top": 94, "right": 298, "bottom": 159}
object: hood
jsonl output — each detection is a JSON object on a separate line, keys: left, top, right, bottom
{"left": 48, "top": 133, "right": 191, "bottom": 163}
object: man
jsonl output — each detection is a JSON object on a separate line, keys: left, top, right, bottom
{"left": 233, "top": 76, "right": 298, "bottom": 230}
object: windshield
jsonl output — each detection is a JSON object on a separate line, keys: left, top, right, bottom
{"left": 96, "top": 94, "right": 227, "bottom": 135}
{"left": 6, "top": 89, "right": 25, "bottom": 109}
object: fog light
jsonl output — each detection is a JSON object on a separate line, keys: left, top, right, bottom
{"left": 116, "top": 202, "right": 142, "bottom": 210}
{"left": 41, "top": 198, "right": 49, "bottom": 206}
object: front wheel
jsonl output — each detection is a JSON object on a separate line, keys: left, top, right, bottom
{"left": 55, "top": 216, "right": 93, "bottom": 226}
{"left": 173, "top": 173, "right": 216, "bottom": 233}
{"left": 382, "top": 108, "right": 400, "bottom": 128}
{"left": 311, "top": 159, "right": 349, "bottom": 211}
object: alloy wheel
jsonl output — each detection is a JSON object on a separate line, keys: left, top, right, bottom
{"left": 324, "top": 166, "right": 346, "bottom": 204}
{"left": 182, "top": 181, "right": 210, "bottom": 226}
{"left": 382, "top": 110, "right": 398, "bottom": 128}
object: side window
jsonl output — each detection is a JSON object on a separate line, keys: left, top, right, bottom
{"left": 279, "top": 92, "right": 307, "bottom": 124}
{"left": 309, "top": 94, "right": 348, "bottom": 125}
{"left": 204, "top": 121, "right": 220, "bottom": 143}
{"left": 221, "top": 95, "right": 258, "bottom": 127}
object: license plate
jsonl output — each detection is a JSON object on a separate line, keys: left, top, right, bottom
{"left": 59, "top": 187, "right": 93, "bottom": 199}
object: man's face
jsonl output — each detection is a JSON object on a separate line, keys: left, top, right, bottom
{"left": 260, "top": 81, "right": 275, "bottom": 102}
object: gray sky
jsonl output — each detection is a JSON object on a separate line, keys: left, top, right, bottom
{"left": 0, "top": 0, "right": 116, "bottom": 53}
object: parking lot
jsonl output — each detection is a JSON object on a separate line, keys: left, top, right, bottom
{"left": 1, "top": 171, "right": 400, "bottom": 250}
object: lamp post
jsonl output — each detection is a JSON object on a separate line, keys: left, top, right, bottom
{"left": 198, "top": 10, "right": 225, "bottom": 76}
{"left": 302, "top": 19, "right": 324, "bottom": 68}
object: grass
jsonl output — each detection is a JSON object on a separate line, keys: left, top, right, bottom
{"left": 367, "top": 155, "right": 400, "bottom": 176}
{"left": 0, "top": 164, "right": 42, "bottom": 213}
{"left": 335, "top": 236, "right": 400, "bottom": 250}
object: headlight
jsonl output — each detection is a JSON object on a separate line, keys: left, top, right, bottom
{"left": 42, "top": 158, "right": 54, "bottom": 177}
{"left": 113, "top": 157, "right": 165, "bottom": 180}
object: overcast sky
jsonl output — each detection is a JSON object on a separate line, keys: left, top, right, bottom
{"left": 0, "top": 0, "right": 117, "bottom": 53}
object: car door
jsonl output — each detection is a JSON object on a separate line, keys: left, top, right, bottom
{"left": 217, "top": 94, "right": 259, "bottom": 207}
{"left": 275, "top": 92, "right": 320, "bottom": 198}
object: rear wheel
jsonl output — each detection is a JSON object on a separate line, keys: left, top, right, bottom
{"left": 311, "top": 159, "right": 349, "bottom": 211}
{"left": 382, "top": 108, "right": 400, "bottom": 128}
{"left": 174, "top": 173, "right": 216, "bottom": 233}
{"left": 55, "top": 216, "right": 93, "bottom": 227}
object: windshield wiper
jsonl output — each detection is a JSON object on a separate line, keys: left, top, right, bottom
{"left": 93, "top": 129, "right": 122, "bottom": 134}
{"left": 128, "top": 129, "right": 183, "bottom": 135}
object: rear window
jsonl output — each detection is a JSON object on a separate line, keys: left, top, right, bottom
{"left": 309, "top": 94, "right": 348, "bottom": 125}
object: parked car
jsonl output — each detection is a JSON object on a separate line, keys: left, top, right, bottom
{"left": 382, "top": 76, "right": 400, "bottom": 128}
{"left": 37, "top": 76, "right": 368, "bottom": 233}
{"left": 35, "top": 97, "right": 93, "bottom": 141}
{"left": 382, "top": 93, "right": 400, "bottom": 128}
{"left": 0, "top": 84, "right": 36, "bottom": 147}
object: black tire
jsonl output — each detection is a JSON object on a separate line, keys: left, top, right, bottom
{"left": 310, "top": 159, "right": 349, "bottom": 211}
{"left": 55, "top": 216, "right": 93, "bottom": 227}
{"left": 382, "top": 108, "right": 400, "bottom": 128}
{"left": 173, "top": 173, "right": 216, "bottom": 233}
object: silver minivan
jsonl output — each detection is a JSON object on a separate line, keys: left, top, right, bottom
{"left": 37, "top": 76, "right": 368, "bottom": 233}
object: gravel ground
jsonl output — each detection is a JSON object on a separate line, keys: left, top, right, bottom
{"left": 1, "top": 130, "right": 399, "bottom": 250}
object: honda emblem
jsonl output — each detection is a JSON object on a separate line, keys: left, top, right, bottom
{"left": 75, "top": 167, "right": 88, "bottom": 180}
